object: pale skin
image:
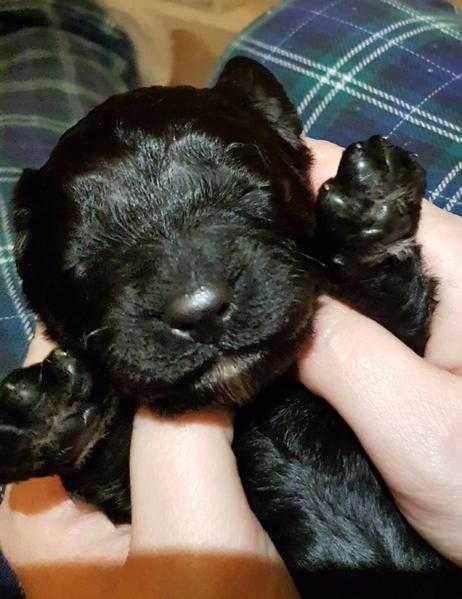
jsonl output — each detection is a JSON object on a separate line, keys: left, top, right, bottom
{"left": 1, "top": 139, "right": 461, "bottom": 598}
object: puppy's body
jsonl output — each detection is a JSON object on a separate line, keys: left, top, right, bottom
{"left": 1, "top": 58, "right": 459, "bottom": 596}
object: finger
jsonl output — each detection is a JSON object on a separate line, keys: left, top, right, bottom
{"left": 126, "top": 409, "right": 297, "bottom": 599}
{"left": 0, "top": 477, "right": 129, "bottom": 567}
{"left": 298, "top": 298, "right": 462, "bottom": 561}
{"left": 303, "top": 137, "right": 343, "bottom": 193}
{"left": 22, "top": 322, "right": 56, "bottom": 367}
{"left": 298, "top": 298, "right": 462, "bottom": 500}
{"left": 0, "top": 478, "right": 129, "bottom": 599}
{"left": 417, "top": 202, "right": 462, "bottom": 372}
{"left": 129, "top": 407, "right": 268, "bottom": 555}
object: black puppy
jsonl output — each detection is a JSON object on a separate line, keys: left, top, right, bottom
{"left": 1, "top": 58, "right": 459, "bottom": 596}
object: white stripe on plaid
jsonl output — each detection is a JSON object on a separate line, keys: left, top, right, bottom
{"left": 0, "top": 168, "right": 22, "bottom": 185}
{"left": 430, "top": 161, "right": 462, "bottom": 201}
{"left": 0, "top": 28, "right": 127, "bottom": 73}
{"left": 261, "top": 0, "right": 346, "bottom": 68}
{"left": 0, "top": 79, "right": 107, "bottom": 104}
{"left": 237, "top": 41, "right": 462, "bottom": 143}
{"left": 381, "top": 0, "right": 462, "bottom": 43}
{"left": 437, "top": 193, "right": 462, "bottom": 203}
{"left": 46, "top": 4, "right": 88, "bottom": 123}
{"left": 0, "top": 195, "right": 33, "bottom": 338}
{"left": 301, "top": 24, "right": 438, "bottom": 133}
{"left": 8, "top": 49, "right": 127, "bottom": 91}
{"left": 0, "top": 114, "right": 72, "bottom": 134}
{"left": 388, "top": 73, "right": 462, "bottom": 137}
{"left": 297, "top": 17, "right": 418, "bottom": 116}
{"left": 444, "top": 185, "right": 462, "bottom": 212}
{"left": 302, "top": 9, "right": 459, "bottom": 78}
{"left": 240, "top": 37, "right": 462, "bottom": 136}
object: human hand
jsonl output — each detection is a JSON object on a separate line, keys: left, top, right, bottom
{"left": 300, "top": 139, "right": 462, "bottom": 566}
{"left": 2, "top": 137, "right": 460, "bottom": 599}
{"left": 0, "top": 336, "right": 297, "bottom": 599}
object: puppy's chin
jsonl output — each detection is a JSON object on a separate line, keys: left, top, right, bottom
{"left": 114, "top": 315, "right": 313, "bottom": 415}
{"left": 131, "top": 351, "right": 268, "bottom": 415}
{"left": 197, "top": 353, "right": 263, "bottom": 406}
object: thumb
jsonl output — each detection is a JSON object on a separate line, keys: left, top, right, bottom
{"left": 297, "top": 298, "right": 462, "bottom": 513}
{"left": 129, "top": 407, "right": 273, "bottom": 556}
{"left": 123, "top": 408, "right": 297, "bottom": 598}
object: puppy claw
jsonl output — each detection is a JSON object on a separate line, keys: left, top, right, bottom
{"left": 1, "top": 374, "right": 40, "bottom": 408}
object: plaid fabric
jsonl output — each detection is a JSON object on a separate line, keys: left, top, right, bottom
{"left": 0, "top": 4, "right": 138, "bottom": 596}
{"left": 0, "top": 0, "right": 139, "bottom": 380}
{"left": 214, "top": 0, "right": 462, "bottom": 214}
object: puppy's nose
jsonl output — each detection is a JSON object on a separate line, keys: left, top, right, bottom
{"left": 163, "top": 282, "right": 232, "bottom": 331}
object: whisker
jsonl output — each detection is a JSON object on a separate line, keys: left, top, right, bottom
{"left": 83, "top": 326, "right": 109, "bottom": 349}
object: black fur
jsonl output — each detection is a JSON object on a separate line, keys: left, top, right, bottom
{"left": 1, "top": 58, "right": 459, "bottom": 596}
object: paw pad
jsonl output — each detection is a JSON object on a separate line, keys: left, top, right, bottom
{"left": 315, "top": 135, "right": 425, "bottom": 251}
{"left": 0, "top": 351, "right": 100, "bottom": 483}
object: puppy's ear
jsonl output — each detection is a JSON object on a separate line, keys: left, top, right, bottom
{"left": 215, "top": 57, "right": 301, "bottom": 147}
{"left": 13, "top": 168, "right": 40, "bottom": 270}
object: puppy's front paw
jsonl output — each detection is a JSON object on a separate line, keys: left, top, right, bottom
{"left": 316, "top": 136, "right": 425, "bottom": 256}
{"left": 0, "top": 349, "right": 101, "bottom": 484}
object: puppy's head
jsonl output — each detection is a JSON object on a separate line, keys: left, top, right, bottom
{"left": 15, "top": 58, "right": 320, "bottom": 413}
